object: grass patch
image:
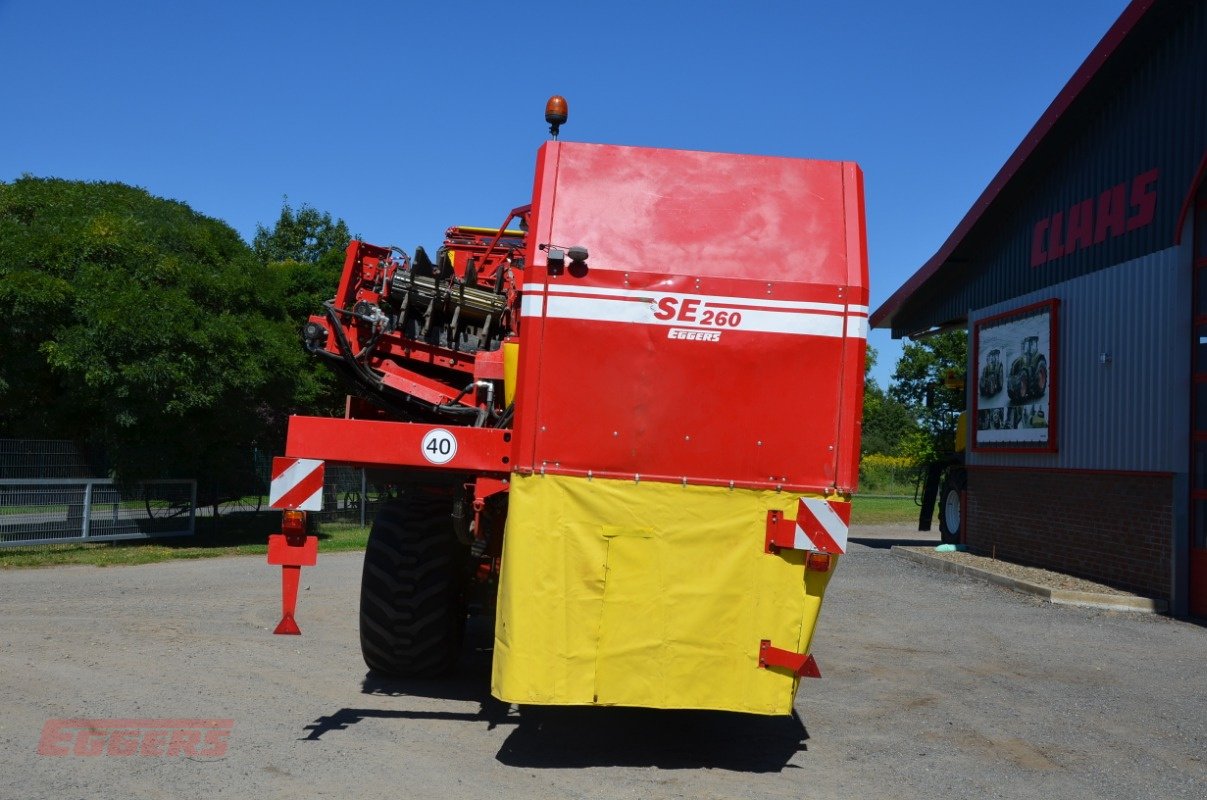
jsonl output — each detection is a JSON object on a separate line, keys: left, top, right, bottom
{"left": 0, "top": 514, "right": 369, "bottom": 569}
{"left": 2, "top": 497, "right": 922, "bottom": 568}
{"left": 851, "top": 495, "right": 923, "bottom": 526}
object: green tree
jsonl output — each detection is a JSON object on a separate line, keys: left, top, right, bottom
{"left": 861, "top": 344, "right": 919, "bottom": 456}
{"left": 0, "top": 177, "right": 316, "bottom": 483}
{"left": 253, "top": 199, "right": 350, "bottom": 266}
{"left": 888, "top": 330, "right": 968, "bottom": 463}
{"left": 253, "top": 200, "right": 354, "bottom": 417}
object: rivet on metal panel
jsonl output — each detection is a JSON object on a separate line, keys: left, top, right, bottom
{"left": 757, "top": 441, "right": 763, "bottom": 446}
{"left": 613, "top": 431, "right": 619, "bottom": 437}
{"left": 684, "top": 434, "right": 691, "bottom": 441}
{"left": 766, "top": 282, "right": 772, "bottom": 295}
{"left": 828, "top": 445, "right": 834, "bottom": 451}
{"left": 541, "top": 426, "right": 547, "bottom": 432}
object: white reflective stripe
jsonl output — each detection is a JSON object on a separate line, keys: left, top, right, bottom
{"left": 846, "top": 315, "right": 869, "bottom": 339}
{"left": 522, "top": 283, "right": 547, "bottom": 294}
{"left": 294, "top": 487, "right": 324, "bottom": 512}
{"left": 543, "top": 295, "right": 850, "bottom": 338}
{"left": 545, "top": 284, "right": 846, "bottom": 313}
{"left": 520, "top": 294, "right": 545, "bottom": 317}
{"left": 847, "top": 304, "right": 869, "bottom": 314}
{"left": 792, "top": 527, "right": 811, "bottom": 551}
{"left": 794, "top": 497, "right": 849, "bottom": 553}
{"left": 545, "top": 295, "right": 652, "bottom": 324}
{"left": 269, "top": 458, "right": 324, "bottom": 508}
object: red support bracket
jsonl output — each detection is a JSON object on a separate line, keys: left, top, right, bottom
{"left": 758, "top": 639, "right": 821, "bottom": 678}
{"left": 471, "top": 476, "right": 509, "bottom": 545}
{"left": 267, "top": 534, "right": 318, "bottom": 635}
{"left": 765, "top": 510, "right": 795, "bottom": 553}
{"left": 472, "top": 476, "right": 510, "bottom": 508}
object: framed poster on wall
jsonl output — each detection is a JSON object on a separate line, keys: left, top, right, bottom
{"left": 972, "top": 299, "right": 1059, "bottom": 452}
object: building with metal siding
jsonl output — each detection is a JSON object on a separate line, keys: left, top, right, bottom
{"left": 969, "top": 247, "right": 1189, "bottom": 473}
{"left": 871, "top": 0, "right": 1206, "bottom": 615}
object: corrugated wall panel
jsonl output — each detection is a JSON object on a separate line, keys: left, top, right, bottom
{"left": 968, "top": 245, "right": 1190, "bottom": 472}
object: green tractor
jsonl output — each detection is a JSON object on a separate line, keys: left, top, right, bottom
{"left": 1007, "top": 335, "right": 1047, "bottom": 404}
{"left": 916, "top": 369, "right": 967, "bottom": 545}
{"left": 979, "top": 348, "right": 1004, "bottom": 398}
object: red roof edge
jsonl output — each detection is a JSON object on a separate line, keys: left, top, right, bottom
{"left": 1173, "top": 149, "right": 1207, "bottom": 244}
{"left": 870, "top": 0, "right": 1156, "bottom": 332}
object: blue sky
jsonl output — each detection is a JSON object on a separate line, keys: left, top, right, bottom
{"left": 0, "top": 0, "right": 1129, "bottom": 389}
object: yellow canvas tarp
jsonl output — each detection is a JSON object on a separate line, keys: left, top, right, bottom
{"left": 491, "top": 473, "right": 837, "bottom": 715}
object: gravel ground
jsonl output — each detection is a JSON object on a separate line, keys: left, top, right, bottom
{"left": 0, "top": 535, "right": 1203, "bottom": 800}
{"left": 900, "top": 546, "right": 1140, "bottom": 596}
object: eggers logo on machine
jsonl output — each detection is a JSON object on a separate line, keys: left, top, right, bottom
{"left": 38, "top": 718, "right": 233, "bottom": 757}
{"left": 667, "top": 327, "right": 722, "bottom": 342}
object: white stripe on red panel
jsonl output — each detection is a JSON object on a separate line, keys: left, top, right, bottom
{"left": 269, "top": 457, "right": 325, "bottom": 511}
{"left": 793, "top": 498, "right": 849, "bottom": 554}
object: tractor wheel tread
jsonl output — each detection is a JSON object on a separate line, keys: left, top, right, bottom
{"left": 358, "top": 495, "right": 469, "bottom": 678}
{"left": 938, "top": 469, "right": 967, "bottom": 545}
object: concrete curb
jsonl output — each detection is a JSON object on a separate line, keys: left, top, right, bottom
{"left": 891, "top": 547, "right": 1167, "bottom": 614}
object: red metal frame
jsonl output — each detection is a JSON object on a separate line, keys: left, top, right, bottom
{"left": 758, "top": 640, "right": 821, "bottom": 679}
{"left": 971, "top": 298, "right": 1060, "bottom": 454}
{"left": 266, "top": 533, "right": 318, "bottom": 635}
{"left": 1173, "top": 149, "right": 1207, "bottom": 245}
{"left": 1188, "top": 193, "right": 1207, "bottom": 617}
{"left": 285, "top": 416, "right": 512, "bottom": 474}
{"left": 764, "top": 510, "right": 791, "bottom": 553}
{"left": 308, "top": 207, "right": 533, "bottom": 420}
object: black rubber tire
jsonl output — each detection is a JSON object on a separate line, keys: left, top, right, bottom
{"left": 359, "top": 494, "right": 468, "bottom": 677}
{"left": 938, "top": 469, "right": 967, "bottom": 545}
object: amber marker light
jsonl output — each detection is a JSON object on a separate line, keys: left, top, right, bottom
{"left": 545, "top": 95, "right": 568, "bottom": 139}
{"left": 806, "top": 552, "right": 833, "bottom": 572}
{"left": 282, "top": 509, "right": 307, "bottom": 537}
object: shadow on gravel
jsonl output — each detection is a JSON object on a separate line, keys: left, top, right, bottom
{"left": 495, "top": 706, "right": 808, "bottom": 772}
{"left": 303, "top": 616, "right": 512, "bottom": 740}
{"left": 302, "top": 618, "right": 809, "bottom": 772}
{"left": 848, "top": 537, "right": 938, "bottom": 550}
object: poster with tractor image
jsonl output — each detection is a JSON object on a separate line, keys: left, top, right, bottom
{"left": 972, "top": 299, "right": 1058, "bottom": 451}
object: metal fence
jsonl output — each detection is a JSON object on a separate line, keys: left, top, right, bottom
{"left": 311, "top": 466, "right": 390, "bottom": 528}
{"left": 0, "top": 440, "right": 392, "bottom": 544}
{"left": 0, "top": 479, "right": 196, "bottom": 546}
{"left": 0, "top": 439, "right": 98, "bottom": 479}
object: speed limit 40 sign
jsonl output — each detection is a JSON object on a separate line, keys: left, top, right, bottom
{"left": 420, "top": 428, "right": 458, "bottom": 465}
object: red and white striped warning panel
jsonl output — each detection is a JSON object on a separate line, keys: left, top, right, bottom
{"left": 269, "top": 458, "right": 325, "bottom": 511}
{"left": 792, "top": 498, "right": 850, "bottom": 554}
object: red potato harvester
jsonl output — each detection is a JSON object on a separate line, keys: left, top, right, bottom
{"left": 267, "top": 98, "right": 869, "bottom": 715}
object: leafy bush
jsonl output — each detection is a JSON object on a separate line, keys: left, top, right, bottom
{"left": 859, "top": 453, "right": 919, "bottom": 495}
{"left": 0, "top": 178, "right": 329, "bottom": 482}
